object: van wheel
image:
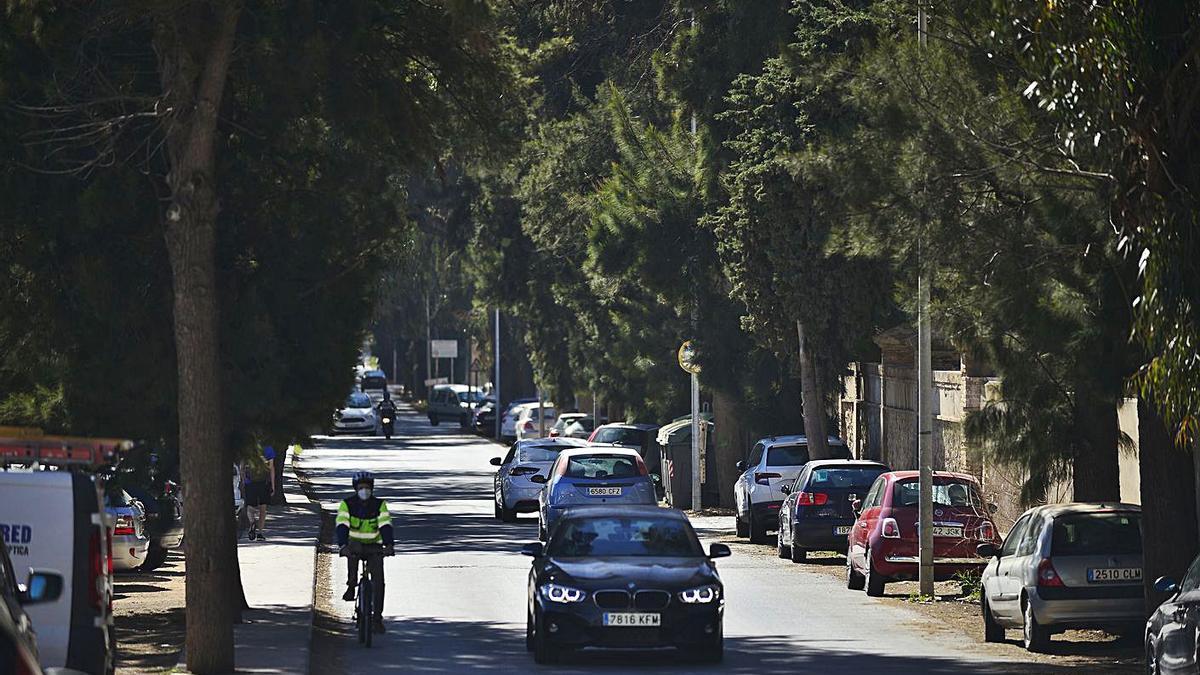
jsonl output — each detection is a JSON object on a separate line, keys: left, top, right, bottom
{"left": 982, "top": 596, "right": 1004, "bottom": 643}
{"left": 140, "top": 545, "right": 169, "bottom": 572}
{"left": 865, "top": 550, "right": 886, "bottom": 597}
{"left": 735, "top": 514, "right": 748, "bottom": 538}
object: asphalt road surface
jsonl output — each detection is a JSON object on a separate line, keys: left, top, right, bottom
{"left": 297, "top": 405, "right": 1111, "bottom": 674}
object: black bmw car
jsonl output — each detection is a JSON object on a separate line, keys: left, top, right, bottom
{"left": 522, "top": 505, "right": 729, "bottom": 664}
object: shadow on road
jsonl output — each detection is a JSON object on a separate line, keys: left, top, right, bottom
{"left": 312, "top": 613, "right": 1132, "bottom": 674}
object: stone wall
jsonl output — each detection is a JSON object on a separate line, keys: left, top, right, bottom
{"left": 840, "top": 361, "right": 1143, "bottom": 530}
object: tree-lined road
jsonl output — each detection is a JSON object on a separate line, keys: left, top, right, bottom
{"left": 294, "top": 406, "right": 1107, "bottom": 674}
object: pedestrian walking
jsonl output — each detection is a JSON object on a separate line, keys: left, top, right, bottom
{"left": 244, "top": 445, "right": 276, "bottom": 541}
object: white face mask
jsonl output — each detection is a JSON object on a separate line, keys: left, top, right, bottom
{"left": 357, "top": 488, "right": 371, "bottom": 500}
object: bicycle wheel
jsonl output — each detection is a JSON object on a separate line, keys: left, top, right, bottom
{"left": 361, "top": 577, "right": 374, "bottom": 648}
{"left": 356, "top": 580, "right": 368, "bottom": 644}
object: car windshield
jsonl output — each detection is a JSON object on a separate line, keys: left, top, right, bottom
{"left": 807, "top": 467, "right": 887, "bottom": 490}
{"left": 593, "top": 427, "right": 645, "bottom": 446}
{"left": 563, "top": 455, "right": 644, "bottom": 479}
{"left": 519, "top": 444, "right": 565, "bottom": 463}
{"left": 549, "top": 516, "right": 703, "bottom": 557}
{"left": 457, "top": 391, "right": 484, "bottom": 404}
{"left": 892, "top": 479, "right": 983, "bottom": 508}
{"left": 1051, "top": 512, "right": 1142, "bottom": 556}
{"left": 345, "top": 392, "right": 372, "bottom": 409}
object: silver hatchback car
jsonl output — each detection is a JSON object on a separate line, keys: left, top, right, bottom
{"left": 490, "top": 438, "right": 588, "bottom": 522}
{"left": 978, "top": 502, "right": 1144, "bottom": 652}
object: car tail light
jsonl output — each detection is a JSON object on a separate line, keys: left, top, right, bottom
{"left": 548, "top": 429, "right": 560, "bottom": 437}
{"left": 754, "top": 472, "right": 781, "bottom": 486}
{"left": 1037, "top": 558, "right": 1065, "bottom": 587}
{"left": 523, "top": 421, "right": 535, "bottom": 432}
{"left": 113, "top": 514, "right": 136, "bottom": 536}
{"left": 796, "top": 492, "right": 829, "bottom": 506}
{"left": 88, "top": 529, "right": 104, "bottom": 612}
{"left": 880, "top": 517, "right": 900, "bottom": 539}
{"left": 977, "top": 520, "right": 995, "bottom": 541}
{"left": 511, "top": 466, "right": 540, "bottom": 477}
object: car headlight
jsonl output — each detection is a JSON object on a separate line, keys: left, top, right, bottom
{"left": 540, "top": 583, "right": 587, "bottom": 604}
{"left": 677, "top": 584, "right": 720, "bottom": 604}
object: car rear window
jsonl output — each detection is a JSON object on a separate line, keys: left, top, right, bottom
{"left": 549, "top": 516, "right": 703, "bottom": 557}
{"left": 1051, "top": 512, "right": 1142, "bottom": 556}
{"left": 361, "top": 376, "right": 386, "bottom": 390}
{"left": 519, "top": 444, "right": 564, "bottom": 463}
{"left": 892, "top": 479, "right": 983, "bottom": 508}
{"left": 563, "top": 455, "right": 644, "bottom": 479}
{"left": 766, "top": 443, "right": 850, "bottom": 466}
{"left": 593, "top": 427, "right": 645, "bottom": 446}
{"left": 807, "top": 467, "right": 887, "bottom": 490}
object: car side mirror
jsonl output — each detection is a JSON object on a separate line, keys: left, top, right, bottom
{"left": 708, "top": 543, "right": 732, "bottom": 559}
{"left": 1155, "top": 576, "right": 1179, "bottom": 594}
{"left": 851, "top": 499, "right": 862, "bottom": 515}
{"left": 735, "top": 461, "right": 746, "bottom": 472}
{"left": 529, "top": 474, "right": 548, "bottom": 484}
{"left": 987, "top": 501, "right": 998, "bottom": 515}
{"left": 976, "top": 543, "right": 998, "bottom": 559}
{"left": 520, "top": 542, "right": 544, "bottom": 558}
{"left": 489, "top": 457, "right": 502, "bottom": 466}
{"left": 20, "top": 570, "right": 63, "bottom": 605}
{"left": 780, "top": 482, "right": 792, "bottom": 495}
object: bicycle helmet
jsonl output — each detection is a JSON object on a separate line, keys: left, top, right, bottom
{"left": 351, "top": 471, "right": 374, "bottom": 488}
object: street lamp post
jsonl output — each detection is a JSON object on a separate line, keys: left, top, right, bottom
{"left": 916, "top": 0, "right": 935, "bottom": 600}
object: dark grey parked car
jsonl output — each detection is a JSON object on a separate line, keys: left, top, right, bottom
{"left": 1147, "top": 553, "right": 1200, "bottom": 674}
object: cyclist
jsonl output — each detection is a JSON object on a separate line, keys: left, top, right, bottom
{"left": 336, "top": 471, "right": 394, "bottom": 632}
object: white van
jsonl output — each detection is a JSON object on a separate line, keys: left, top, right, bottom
{"left": 0, "top": 439, "right": 117, "bottom": 675}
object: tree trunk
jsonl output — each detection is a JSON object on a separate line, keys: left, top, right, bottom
{"left": 1139, "top": 399, "right": 1198, "bottom": 615}
{"left": 711, "top": 388, "right": 745, "bottom": 508}
{"left": 796, "top": 319, "right": 830, "bottom": 459}
{"left": 1071, "top": 397, "right": 1120, "bottom": 501}
{"left": 155, "top": 4, "right": 242, "bottom": 673}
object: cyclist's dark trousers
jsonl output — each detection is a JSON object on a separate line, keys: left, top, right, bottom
{"left": 346, "top": 554, "right": 385, "bottom": 619}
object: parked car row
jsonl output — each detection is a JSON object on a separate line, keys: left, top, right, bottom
{"left": 732, "top": 433, "right": 1158, "bottom": 657}
{"left": 489, "top": 441, "right": 729, "bottom": 663}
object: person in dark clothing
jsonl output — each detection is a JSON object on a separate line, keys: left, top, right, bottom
{"left": 336, "top": 471, "right": 394, "bottom": 632}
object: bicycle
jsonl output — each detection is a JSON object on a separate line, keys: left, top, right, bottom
{"left": 341, "top": 542, "right": 387, "bottom": 647}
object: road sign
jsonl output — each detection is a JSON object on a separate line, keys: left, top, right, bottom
{"left": 678, "top": 341, "right": 701, "bottom": 375}
{"left": 430, "top": 339, "right": 458, "bottom": 359}
{"left": 423, "top": 377, "right": 449, "bottom": 387}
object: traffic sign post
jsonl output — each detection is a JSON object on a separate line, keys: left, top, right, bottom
{"left": 678, "top": 341, "right": 701, "bottom": 512}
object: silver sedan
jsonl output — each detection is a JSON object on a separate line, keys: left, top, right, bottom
{"left": 490, "top": 437, "right": 587, "bottom": 522}
{"left": 978, "top": 502, "right": 1143, "bottom": 652}
{"left": 105, "top": 489, "right": 150, "bottom": 572}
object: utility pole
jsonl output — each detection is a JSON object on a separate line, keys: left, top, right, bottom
{"left": 538, "top": 389, "right": 546, "bottom": 438}
{"left": 917, "top": 0, "right": 935, "bottom": 600}
{"left": 494, "top": 309, "right": 501, "bottom": 439}
{"left": 425, "top": 291, "right": 432, "bottom": 395}
{"left": 688, "top": 6, "right": 702, "bottom": 513}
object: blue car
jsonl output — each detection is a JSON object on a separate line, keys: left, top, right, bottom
{"left": 533, "top": 447, "right": 658, "bottom": 540}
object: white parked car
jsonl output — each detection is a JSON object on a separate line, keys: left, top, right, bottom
{"left": 733, "top": 435, "right": 850, "bottom": 543}
{"left": 489, "top": 437, "right": 588, "bottom": 522}
{"left": 332, "top": 391, "right": 378, "bottom": 434}
{"left": 105, "top": 488, "right": 150, "bottom": 572}
{"left": 515, "top": 403, "right": 557, "bottom": 440}
{"left": 498, "top": 399, "right": 538, "bottom": 442}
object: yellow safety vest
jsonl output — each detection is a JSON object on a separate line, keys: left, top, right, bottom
{"left": 336, "top": 498, "right": 392, "bottom": 543}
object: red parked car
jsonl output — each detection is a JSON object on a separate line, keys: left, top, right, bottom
{"left": 846, "top": 471, "right": 1000, "bottom": 597}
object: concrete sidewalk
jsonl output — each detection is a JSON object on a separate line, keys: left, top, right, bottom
{"left": 213, "top": 454, "right": 320, "bottom": 674}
